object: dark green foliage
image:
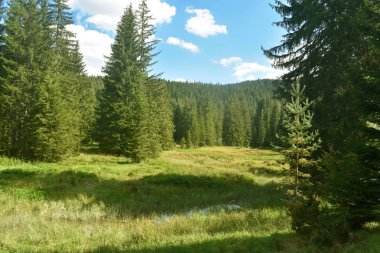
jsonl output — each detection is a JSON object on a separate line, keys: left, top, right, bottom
{"left": 96, "top": 3, "right": 173, "bottom": 162}
{"left": 277, "top": 82, "right": 320, "bottom": 196}
{"left": 137, "top": 0, "right": 174, "bottom": 154}
{"left": 265, "top": 0, "right": 380, "bottom": 237}
{"left": 277, "top": 82, "right": 324, "bottom": 241}
{"left": 222, "top": 99, "right": 245, "bottom": 146}
{"left": 252, "top": 101, "right": 267, "bottom": 147}
{"left": 167, "top": 80, "right": 282, "bottom": 148}
{"left": 0, "top": 0, "right": 65, "bottom": 160}
{"left": 96, "top": 6, "right": 149, "bottom": 162}
{"left": 0, "top": 0, "right": 94, "bottom": 161}
{"left": 288, "top": 198, "right": 350, "bottom": 245}
{"left": 50, "top": 0, "right": 96, "bottom": 145}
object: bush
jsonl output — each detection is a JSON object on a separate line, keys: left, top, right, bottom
{"left": 288, "top": 197, "right": 350, "bottom": 245}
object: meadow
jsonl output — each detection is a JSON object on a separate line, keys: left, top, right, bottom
{"left": 0, "top": 146, "right": 378, "bottom": 253}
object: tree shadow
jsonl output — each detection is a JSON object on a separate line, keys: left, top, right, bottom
{"left": 87, "top": 233, "right": 301, "bottom": 253}
{"left": 0, "top": 169, "right": 286, "bottom": 217}
{"left": 249, "top": 167, "right": 288, "bottom": 178}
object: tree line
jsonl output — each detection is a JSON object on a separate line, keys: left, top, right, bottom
{"left": 167, "top": 80, "right": 282, "bottom": 148}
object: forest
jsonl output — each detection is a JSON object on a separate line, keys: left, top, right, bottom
{"left": 0, "top": 0, "right": 379, "bottom": 252}
{"left": 168, "top": 79, "right": 282, "bottom": 148}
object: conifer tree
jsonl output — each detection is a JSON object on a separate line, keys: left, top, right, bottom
{"left": 97, "top": 5, "right": 149, "bottom": 162}
{"left": 269, "top": 102, "right": 282, "bottom": 145}
{"left": 0, "top": 0, "right": 73, "bottom": 160}
{"left": 204, "top": 102, "right": 216, "bottom": 146}
{"left": 50, "top": 0, "right": 95, "bottom": 145}
{"left": 265, "top": 0, "right": 380, "bottom": 231}
{"left": 278, "top": 82, "right": 320, "bottom": 196}
{"left": 136, "top": 0, "right": 174, "bottom": 154}
{"left": 222, "top": 99, "right": 245, "bottom": 146}
{"left": 253, "top": 101, "right": 267, "bottom": 147}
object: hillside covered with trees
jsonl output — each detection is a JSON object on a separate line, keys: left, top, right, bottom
{"left": 167, "top": 80, "right": 282, "bottom": 148}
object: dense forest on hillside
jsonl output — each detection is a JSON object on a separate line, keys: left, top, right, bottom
{"left": 167, "top": 80, "right": 282, "bottom": 148}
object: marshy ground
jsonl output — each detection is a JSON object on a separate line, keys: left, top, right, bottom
{"left": 0, "top": 147, "right": 378, "bottom": 252}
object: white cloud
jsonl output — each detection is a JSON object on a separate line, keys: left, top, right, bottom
{"left": 85, "top": 15, "right": 119, "bottom": 31}
{"left": 67, "top": 24, "right": 113, "bottom": 76}
{"left": 69, "top": 0, "right": 176, "bottom": 32}
{"left": 167, "top": 37, "right": 200, "bottom": 53}
{"left": 218, "top": 56, "right": 286, "bottom": 81}
{"left": 218, "top": 57, "right": 243, "bottom": 67}
{"left": 185, "top": 7, "right": 227, "bottom": 38}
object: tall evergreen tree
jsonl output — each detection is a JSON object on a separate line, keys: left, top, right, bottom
{"left": 265, "top": 0, "right": 380, "bottom": 231}
{"left": 269, "top": 102, "right": 282, "bottom": 146}
{"left": 204, "top": 102, "right": 216, "bottom": 146}
{"left": 136, "top": 0, "right": 174, "bottom": 154}
{"left": 0, "top": 0, "right": 77, "bottom": 161}
{"left": 252, "top": 101, "right": 267, "bottom": 147}
{"left": 50, "top": 0, "right": 95, "bottom": 145}
{"left": 222, "top": 99, "right": 245, "bottom": 146}
{"left": 97, "top": 5, "right": 149, "bottom": 162}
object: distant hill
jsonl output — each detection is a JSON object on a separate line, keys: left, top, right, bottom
{"left": 166, "top": 79, "right": 282, "bottom": 148}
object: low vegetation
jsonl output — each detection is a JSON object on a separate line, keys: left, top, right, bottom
{"left": 0, "top": 146, "right": 378, "bottom": 252}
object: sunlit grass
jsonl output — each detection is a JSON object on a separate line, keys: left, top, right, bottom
{"left": 0, "top": 146, "right": 378, "bottom": 252}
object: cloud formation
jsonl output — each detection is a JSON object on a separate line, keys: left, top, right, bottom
{"left": 69, "top": 0, "right": 176, "bottom": 32}
{"left": 185, "top": 7, "right": 227, "bottom": 38}
{"left": 218, "top": 57, "right": 285, "bottom": 81}
{"left": 219, "top": 57, "right": 243, "bottom": 67}
{"left": 167, "top": 37, "right": 200, "bottom": 53}
{"left": 67, "top": 24, "right": 113, "bottom": 76}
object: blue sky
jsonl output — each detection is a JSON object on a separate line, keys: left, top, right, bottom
{"left": 67, "top": 0, "right": 285, "bottom": 84}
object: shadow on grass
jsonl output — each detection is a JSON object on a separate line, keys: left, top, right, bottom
{"left": 88, "top": 233, "right": 300, "bottom": 253}
{"left": 0, "top": 169, "right": 286, "bottom": 217}
{"left": 249, "top": 167, "right": 288, "bottom": 178}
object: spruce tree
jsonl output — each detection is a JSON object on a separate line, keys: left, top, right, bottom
{"left": 97, "top": 5, "right": 149, "bottom": 162}
{"left": 50, "top": 0, "right": 94, "bottom": 146}
{"left": 278, "top": 82, "right": 320, "bottom": 196}
{"left": 269, "top": 102, "right": 282, "bottom": 146}
{"left": 0, "top": 0, "right": 76, "bottom": 161}
{"left": 136, "top": 0, "right": 174, "bottom": 154}
{"left": 222, "top": 99, "right": 245, "bottom": 146}
{"left": 204, "top": 102, "right": 216, "bottom": 146}
{"left": 276, "top": 82, "right": 323, "bottom": 238}
{"left": 265, "top": 0, "right": 380, "bottom": 231}
{"left": 253, "top": 101, "right": 267, "bottom": 147}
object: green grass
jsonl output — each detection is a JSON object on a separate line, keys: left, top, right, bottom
{"left": 0, "top": 146, "right": 378, "bottom": 252}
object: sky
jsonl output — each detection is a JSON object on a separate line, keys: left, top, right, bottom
{"left": 67, "top": 0, "right": 286, "bottom": 84}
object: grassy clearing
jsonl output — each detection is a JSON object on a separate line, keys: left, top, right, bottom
{"left": 0, "top": 146, "right": 378, "bottom": 252}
